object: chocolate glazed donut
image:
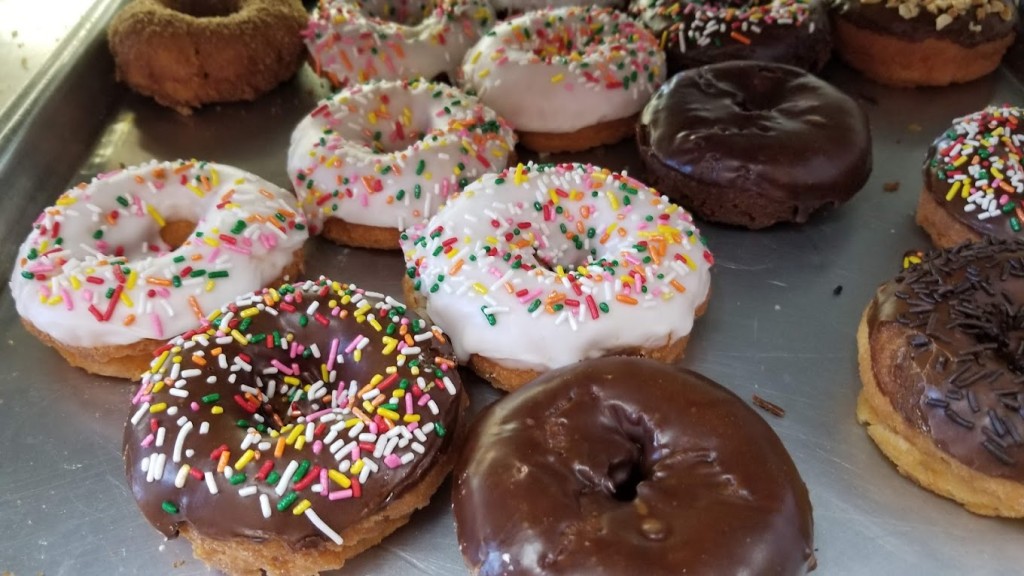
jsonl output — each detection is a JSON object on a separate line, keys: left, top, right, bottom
{"left": 859, "top": 238, "right": 1024, "bottom": 516}
{"left": 452, "top": 357, "right": 816, "bottom": 575}
{"left": 630, "top": 0, "right": 833, "bottom": 74}
{"left": 637, "top": 60, "right": 872, "bottom": 229}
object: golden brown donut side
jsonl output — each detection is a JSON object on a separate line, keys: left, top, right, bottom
{"left": 857, "top": 304, "right": 1024, "bottom": 517}
{"left": 108, "top": 0, "right": 309, "bottom": 113}
{"left": 833, "top": 18, "right": 1015, "bottom": 87}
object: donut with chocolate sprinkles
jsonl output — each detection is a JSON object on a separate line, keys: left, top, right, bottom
{"left": 858, "top": 237, "right": 1024, "bottom": 517}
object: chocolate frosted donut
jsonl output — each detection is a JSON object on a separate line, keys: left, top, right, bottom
{"left": 629, "top": 0, "right": 833, "bottom": 74}
{"left": 453, "top": 357, "right": 816, "bottom": 575}
{"left": 637, "top": 61, "right": 872, "bottom": 229}
{"left": 917, "top": 105, "right": 1024, "bottom": 248}
{"left": 124, "top": 278, "right": 467, "bottom": 575}
{"left": 833, "top": 0, "right": 1017, "bottom": 86}
{"left": 859, "top": 238, "right": 1024, "bottom": 517}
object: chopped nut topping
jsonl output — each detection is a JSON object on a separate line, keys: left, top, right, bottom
{"left": 876, "top": 0, "right": 1015, "bottom": 27}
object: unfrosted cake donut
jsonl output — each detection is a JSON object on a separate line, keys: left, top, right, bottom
{"left": 124, "top": 277, "right": 468, "bottom": 575}
{"left": 459, "top": 6, "right": 666, "bottom": 153}
{"left": 287, "top": 79, "right": 517, "bottom": 249}
{"left": 401, "top": 162, "right": 713, "bottom": 392}
{"left": 108, "top": 0, "right": 308, "bottom": 113}
{"left": 9, "top": 160, "right": 307, "bottom": 379}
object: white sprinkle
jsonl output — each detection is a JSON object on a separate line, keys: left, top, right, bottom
{"left": 206, "top": 471, "right": 219, "bottom": 495}
{"left": 173, "top": 421, "right": 193, "bottom": 463}
{"left": 304, "top": 508, "right": 343, "bottom": 544}
{"left": 260, "top": 494, "right": 272, "bottom": 518}
{"left": 238, "top": 486, "right": 258, "bottom": 498}
{"left": 275, "top": 460, "right": 300, "bottom": 496}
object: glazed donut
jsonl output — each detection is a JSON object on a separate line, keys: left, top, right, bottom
{"left": 629, "top": 0, "right": 832, "bottom": 74}
{"left": 917, "top": 105, "right": 1024, "bottom": 248}
{"left": 637, "top": 61, "right": 872, "bottom": 229}
{"left": 9, "top": 160, "right": 307, "bottom": 379}
{"left": 287, "top": 79, "right": 517, "bottom": 249}
{"left": 858, "top": 238, "right": 1024, "bottom": 517}
{"left": 400, "top": 162, "right": 713, "bottom": 392}
{"left": 124, "top": 277, "right": 468, "bottom": 575}
{"left": 108, "top": 0, "right": 309, "bottom": 113}
{"left": 304, "top": 0, "right": 495, "bottom": 88}
{"left": 459, "top": 6, "right": 666, "bottom": 153}
{"left": 453, "top": 357, "right": 816, "bottom": 575}
{"left": 832, "top": 0, "right": 1017, "bottom": 87}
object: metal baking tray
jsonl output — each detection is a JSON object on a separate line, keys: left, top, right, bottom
{"left": 2, "top": 2, "right": 1024, "bottom": 574}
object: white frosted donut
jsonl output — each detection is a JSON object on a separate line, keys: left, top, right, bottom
{"left": 9, "top": 160, "right": 308, "bottom": 377}
{"left": 287, "top": 79, "right": 517, "bottom": 248}
{"left": 304, "top": 0, "right": 496, "bottom": 87}
{"left": 401, "top": 162, "right": 713, "bottom": 379}
{"left": 459, "top": 6, "right": 666, "bottom": 134}
{"left": 491, "top": 0, "right": 624, "bottom": 14}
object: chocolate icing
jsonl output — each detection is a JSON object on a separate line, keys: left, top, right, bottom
{"left": 923, "top": 106, "right": 1024, "bottom": 240}
{"left": 637, "top": 61, "right": 872, "bottom": 227}
{"left": 866, "top": 238, "right": 1024, "bottom": 479}
{"left": 452, "top": 357, "right": 815, "bottom": 575}
{"left": 836, "top": 0, "right": 1017, "bottom": 48}
{"left": 123, "top": 279, "right": 464, "bottom": 548}
{"left": 631, "top": 0, "right": 833, "bottom": 73}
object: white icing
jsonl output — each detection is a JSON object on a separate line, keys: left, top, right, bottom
{"left": 459, "top": 6, "right": 666, "bottom": 133}
{"left": 287, "top": 79, "right": 516, "bottom": 233}
{"left": 401, "top": 162, "right": 713, "bottom": 372}
{"left": 491, "top": 0, "right": 623, "bottom": 11}
{"left": 10, "top": 160, "right": 309, "bottom": 347}
{"left": 303, "top": 0, "right": 495, "bottom": 86}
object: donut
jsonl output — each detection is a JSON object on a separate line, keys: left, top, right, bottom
{"left": 9, "top": 160, "right": 307, "bottom": 379}
{"left": 630, "top": 0, "right": 832, "bottom": 74}
{"left": 108, "top": 0, "right": 309, "bottom": 114}
{"left": 858, "top": 238, "right": 1024, "bottom": 517}
{"left": 491, "top": 0, "right": 624, "bottom": 16}
{"left": 303, "top": 0, "right": 496, "bottom": 88}
{"left": 832, "top": 0, "right": 1017, "bottom": 87}
{"left": 917, "top": 105, "right": 1024, "bottom": 248}
{"left": 287, "top": 79, "right": 518, "bottom": 250}
{"left": 637, "top": 61, "right": 872, "bottom": 229}
{"left": 400, "top": 162, "right": 713, "bottom": 392}
{"left": 458, "top": 6, "right": 666, "bottom": 153}
{"left": 453, "top": 357, "right": 816, "bottom": 575}
{"left": 123, "top": 277, "right": 468, "bottom": 575}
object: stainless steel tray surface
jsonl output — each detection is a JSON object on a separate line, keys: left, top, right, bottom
{"left": 2, "top": 5, "right": 1024, "bottom": 575}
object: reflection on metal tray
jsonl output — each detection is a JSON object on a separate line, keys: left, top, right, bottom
{"left": 2, "top": 3, "right": 1024, "bottom": 575}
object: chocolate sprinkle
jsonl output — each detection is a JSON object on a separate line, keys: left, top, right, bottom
{"left": 752, "top": 395, "right": 786, "bottom": 418}
{"left": 869, "top": 237, "right": 1024, "bottom": 472}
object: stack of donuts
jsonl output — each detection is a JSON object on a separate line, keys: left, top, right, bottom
{"left": 9, "top": 0, "right": 1024, "bottom": 574}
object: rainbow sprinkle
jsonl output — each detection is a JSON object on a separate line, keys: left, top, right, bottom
{"left": 928, "top": 105, "right": 1024, "bottom": 234}
{"left": 127, "top": 277, "right": 461, "bottom": 546}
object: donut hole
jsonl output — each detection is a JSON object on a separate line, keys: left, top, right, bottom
{"left": 158, "top": 0, "right": 242, "bottom": 18}
{"left": 160, "top": 220, "right": 198, "bottom": 249}
{"left": 608, "top": 454, "right": 649, "bottom": 502}
{"left": 358, "top": 0, "right": 434, "bottom": 26}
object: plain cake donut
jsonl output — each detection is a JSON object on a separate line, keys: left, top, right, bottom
{"left": 108, "top": 0, "right": 308, "bottom": 113}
